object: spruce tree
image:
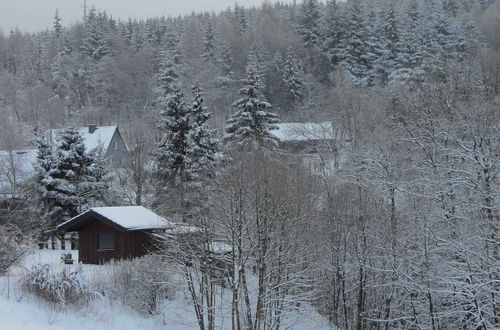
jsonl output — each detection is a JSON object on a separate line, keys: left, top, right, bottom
{"left": 216, "top": 42, "right": 234, "bottom": 86}
{"left": 320, "top": 0, "right": 344, "bottom": 66}
{"left": 375, "top": 1, "right": 401, "bottom": 85}
{"left": 279, "top": 48, "right": 305, "bottom": 106}
{"left": 34, "top": 129, "right": 109, "bottom": 241}
{"left": 53, "top": 10, "right": 62, "bottom": 38}
{"left": 247, "top": 43, "right": 269, "bottom": 96}
{"left": 154, "top": 46, "right": 190, "bottom": 190}
{"left": 51, "top": 12, "right": 73, "bottom": 101}
{"left": 82, "top": 9, "right": 112, "bottom": 60}
{"left": 297, "top": 0, "right": 321, "bottom": 47}
{"left": 395, "top": 1, "right": 427, "bottom": 81}
{"left": 187, "top": 83, "right": 218, "bottom": 183}
{"left": 338, "top": 0, "right": 371, "bottom": 85}
{"left": 202, "top": 20, "right": 216, "bottom": 62}
{"left": 224, "top": 68, "right": 279, "bottom": 150}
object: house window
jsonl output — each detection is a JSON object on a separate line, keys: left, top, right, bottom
{"left": 99, "top": 233, "right": 114, "bottom": 250}
{"left": 114, "top": 142, "right": 118, "bottom": 150}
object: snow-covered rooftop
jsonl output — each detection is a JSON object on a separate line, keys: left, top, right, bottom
{"left": 272, "top": 122, "right": 335, "bottom": 142}
{"left": 58, "top": 206, "right": 172, "bottom": 231}
{"left": 163, "top": 223, "right": 203, "bottom": 235}
{"left": 50, "top": 126, "right": 118, "bottom": 152}
{"left": 0, "top": 150, "right": 37, "bottom": 197}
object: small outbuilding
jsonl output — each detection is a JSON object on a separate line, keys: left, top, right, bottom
{"left": 57, "top": 206, "right": 171, "bottom": 264}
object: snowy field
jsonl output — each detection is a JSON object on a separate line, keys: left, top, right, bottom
{"left": 0, "top": 250, "right": 334, "bottom": 330}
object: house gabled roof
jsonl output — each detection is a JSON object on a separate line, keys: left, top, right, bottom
{"left": 49, "top": 126, "right": 118, "bottom": 153}
{"left": 272, "top": 122, "right": 335, "bottom": 142}
{"left": 57, "top": 206, "right": 172, "bottom": 232}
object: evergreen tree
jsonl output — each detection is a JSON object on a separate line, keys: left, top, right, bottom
{"left": 216, "top": 42, "right": 234, "bottom": 86}
{"left": 154, "top": 46, "right": 190, "bottom": 189}
{"left": 224, "top": 68, "right": 279, "bottom": 150}
{"left": 202, "top": 20, "right": 216, "bottom": 62}
{"left": 338, "top": 0, "right": 371, "bottom": 85}
{"left": 443, "top": 0, "right": 459, "bottom": 18}
{"left": 51, "top": 11, "right": 73, "bottom": 101}
{"left": 34, "top": 134, "right": 59, "bottom": 241}
{"left": 297, "top": 0, "right": 321, "bottom": 47}
{"left": 34, "top": 129, "right": 109, "bottom": 240}
{"left": 395, "top": 0, "right": 428, "bottom": 81}
{"left": 53, "top": 10, "right": 62, "bottom": 38}
{"left": 82, "top": 9, "right": 112, "bottom": 60}
{"left": 187, "top": 83, "right": 218, "bottom": 183}
{"left": 247, "top": 43, "right": 269, "bottom": 95}
{"left": 130, "top": 21, "right": 144, "bottom": 51}
{"left": 279, "top": 48, "right": 305, "bottom": 106}
{"left": 234, "top": 4, "right": 248, "bottom": 34}
{"left": 154, "top": 46, "right": 182, "bottom": 99}
{"left": 375, "top": 1, "right": 401, "bottom": 84}
{"left": 320, "top": 0, "right": 344, "bottom": 66}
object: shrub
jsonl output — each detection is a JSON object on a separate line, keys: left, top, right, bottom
{"left": 106, "top": 255, "right": 176, "bottom": 315}
{"left": 22, "top": 264, "right": 99, "bottom": 306}
{"left": 0, "top": 225, "right": 27, "bottom": 275}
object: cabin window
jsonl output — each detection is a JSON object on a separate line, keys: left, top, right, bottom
{"left": 99, "top": 233, "right": 114, "bottom": 250}
{"left": 114, "top": 142, "right": 118, "bottom": 150}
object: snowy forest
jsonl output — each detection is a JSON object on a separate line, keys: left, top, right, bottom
{"left": 0, "top": 0, "right": 499, "bottom": 329}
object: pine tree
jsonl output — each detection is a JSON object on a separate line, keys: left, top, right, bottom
{"left": 34, "top": 129, "right": 109, "bottom": 240}
{"left": 216, "top": 42, "right": 234, "bottom": 86}
{"left": 247, "top": 43, "right": 269, "bottom": 95}
{"left": 234, "top": 4, "right": 248, "bottom": 34}
{"left": 53, "top": 10, "right": 62, "bottom": 38}
{"left": 395, "top": 1, "right": 427, "bottom": 81}
{"left": 297, "top": 0, "right": 321, "bottom": 47}
{"left": 51, "top": 12, "right": 73, "bottom": 101}
{"left": 338, "top": 0, "right": 371, "bottom": 85}
{"left": 443, "top": 0, "right": 459, "bottom": 18}
{"left": 187, "top": 83, "right": 218, "bottom": 183}
{"left": 34, "top": 134, "right": 59, "bottom": 241}
{"left": 202, "top": 20, "right": 216, "bottom": 62}
{"left": 279, "top": 48, "right": 305, "bottom": 106}
{"left": 154, "top": 46, "right": 190, "bottom": 189}
{"left": 224, "top": 68, "right": 279, "bottom": 150}
{"left": 154, "top": 46, "right": 182, "bottom": 99}
{"left": 320, "top": 0, "right": 344, "bottom": 66}
{"left": 375, "top": 1, "right": 401, "bottom": 84}
{"left": 82, "top": 9, "right": 112, "bottom": 60}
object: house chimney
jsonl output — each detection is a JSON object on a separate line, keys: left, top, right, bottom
{"left": 88, "top": 124, "right": 97, "bottom": 134}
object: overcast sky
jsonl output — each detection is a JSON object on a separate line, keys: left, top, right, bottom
{"left": 0, "top": 0, "right": 288, "bottom": 34}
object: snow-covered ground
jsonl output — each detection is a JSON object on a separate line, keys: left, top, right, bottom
{"left": 0, "top": 249, "right": 334, "bottom": 330}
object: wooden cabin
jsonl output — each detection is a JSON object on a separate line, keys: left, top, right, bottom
{"left": 57, "top": 206, "right": 171, "bottom": 264}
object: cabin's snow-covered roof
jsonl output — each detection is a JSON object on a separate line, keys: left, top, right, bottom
{"left": 50, "top": 126, "right": 117, "bottom": 152}
{"left": 58, "top": 206, "right": 172, "bottom": 231}
{"left": 272, "top": 122, "right": 334, "bottom": 142}
{"left": 0, "top": 150, "right": 37, "bottom": 197}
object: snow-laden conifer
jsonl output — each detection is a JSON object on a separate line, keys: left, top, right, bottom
{"left": 186, "top": 82, "right": 219, "bottom": 183}
{"left": 224, "top": 68, "right": 279, "bottom": 150}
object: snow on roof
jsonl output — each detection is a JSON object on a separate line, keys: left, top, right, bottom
{"left": 50, "top": 126, "right": 117, "bottom": 152}
{"left": 272, "top": 122, "right": 335, "bottom": 142}
{"left": 210, "top": 241, "right": 233, "bottom": 254}
{"left": 0, "top": 150, "right": 37, "bottom": 197}
{"left": 163, "top": 223, "right": 203, "bottom": 235}
{"left": 58, "top": 206, "right": 172, "bottom": 231}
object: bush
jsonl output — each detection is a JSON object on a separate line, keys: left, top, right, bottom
{"left": 106, "top": 255, "right": 176, "bottom": 315}
{"left": 22, "top": 264, "right": 99, "bottom": 306}
{"left": 0, "top": 225, "right": 27, "bottom": 274}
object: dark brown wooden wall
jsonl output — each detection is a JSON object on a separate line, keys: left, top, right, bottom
{"left": 76, "top": 217, "right": 153, "bottom": 264}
